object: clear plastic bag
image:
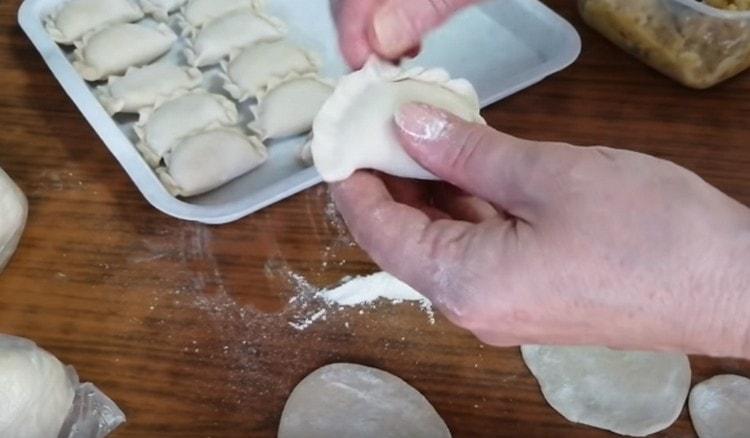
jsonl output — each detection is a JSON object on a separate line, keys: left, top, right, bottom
{"left": 58, "top": 377, "right": 127, "bottom": 438}
{"left": 579, "top": 0, "right": 750, "bottom": 88}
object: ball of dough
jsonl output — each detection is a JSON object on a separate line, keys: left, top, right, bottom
{"left": 0, "top": 335, "right": 76, "bottom": 438}
{"left": 278, "top": 363, "right": 451, "bottom": 438}
{"left": 521, "top": 345, "right": 691, "bottom": 437}
{"left": 0, "top": 168, "right": 28, "bottom": 272}
{"left": 689, "top": 374, "right": 750, "bottom": 438}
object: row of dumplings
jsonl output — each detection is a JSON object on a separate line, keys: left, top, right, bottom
{"left": 46, "top": 0, "right": 334, "bottom": 197}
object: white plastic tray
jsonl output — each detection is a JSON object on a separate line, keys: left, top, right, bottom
{"left": 18, "top": 0, "right": 580, "bottom": 224}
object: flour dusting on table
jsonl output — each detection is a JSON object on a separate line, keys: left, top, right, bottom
{"left": 310, "top": 272, "right": 435, "bottom": 326}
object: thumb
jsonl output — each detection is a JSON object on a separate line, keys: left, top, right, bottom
{"left": 370, "top": 0, "right": 477, "bottom": 60}
{"left": 395, "top": 103, "right": 559, "bottom": 216}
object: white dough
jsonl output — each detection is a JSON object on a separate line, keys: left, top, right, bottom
{"left": 73, "top": 23, "right": 177, "bottom": 81}
{"left": 297, "top": 134, "right": 314, "bottom": 166}
{"left": 135, "top": 91, "right": 238, "bottom": 166}
{"left": 95, "top": 63, "right": 202, "bottom": 115}
{"left": 222, "top": 40, "right": 319, "bottom": 102}
{"left": 45, "top": 0, "right": 144, "bottom": 44}
{"left": 249, "top": 73, "right": 334, "bottom": 140}
{"left": 278, "top": 363, "right": 451, "bottom": 438}
{"left": 689, "top": 374, "right": 750, "bottom": 438}
{"left": 182, "top": 0, "right": 261, "bottom": 27}
{"left": 138, "top": 0, "right": 187, "bottom": 20}
{"left": 0, "top": 335, "right": 76, "bottom": 438}
{"left": 0, "top": 169, "right": 27, "bottom": 273}
{"left": 157, "top": 128, "right": 268, "bottom": 197}
{"left": 184, "top": 8, "right": 285, "bottom": 67}
{"left": 312, "top": 56, "right": 484, "bottom": 182}
{"left": 521, "top": 345, "right": 691, "bottom": 437}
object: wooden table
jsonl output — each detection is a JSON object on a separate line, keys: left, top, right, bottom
{"left": 1, "top": 1, "right": 749, "bottom": 436}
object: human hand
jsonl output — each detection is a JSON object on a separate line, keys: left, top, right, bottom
{"left": 332, "top": 0, "right": 480, "bottom": 68}
{"left": 332, "top": 103, "right": 750, "bottom": 358}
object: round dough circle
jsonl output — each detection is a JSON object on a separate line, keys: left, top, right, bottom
{"left": 0, "top": 335, "right": 76, "bottom": 438}
{"left": 689, "top": 374, "right": 750, "bottom": 438}
{"left": 521, "top": 345, "right": 691, "bottom": 437}
{"left": 278, "top": 363, "right": 451, "bottom": 438}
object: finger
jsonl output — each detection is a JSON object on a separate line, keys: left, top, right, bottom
{"left": 379, "top": 174, "right": 450, "bottom": 221}
{"left": 394, "top": 103, "right": 566, "bottom": 219}
{"left": 434, "top": 184, "right": 501, "bottom": 223}
{"left": 331, "top": 171, "right": 477, "bottom": 295}
{"left": 333, "top": 0, "right": 381, "bottom": 68}
{"left": 369, "top": 0, "right": 478, "bottom": 60}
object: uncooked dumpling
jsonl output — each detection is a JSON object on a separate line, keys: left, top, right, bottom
{"left": 312, "top": 56, "right": 484, "bottom": 182}
{"left": 45, "top": 0, "right": 144, "bottom": 44}
{"left": 73, "top": 23, "right": 177, "bottom": 81}
{"left": 135, "top": 91, "right": 238, "bottom": 166}
{"left": 157, "top": 128, "right": 268, "bottom": 197}
{"left": 278, "top": 363, "right": 451, "bottom": 438}
{"left": 0, "top": 168, "right": 27, "bottom": 273}
{"left": 689, "top": 374, "right": 750, "bottom": 438}
{"left": 182, "top": 0, "right": 260, "bottom": 27}
{"left": 0, "top": 335, "right": 76, "bottom": 438}
{"left": 184, "top": 8, "right": 286, "bottom": 67}
{"left": 138, "top": 0, "right": 187, "bottom": 20}
{"left": 521, "top": 345, "right": 691, "bottom": 437}
{"left": 249, "top": 73, "right": 334, "bottom": 140}
{"left": 222, "top": 40, "right": 319, "bottom": 102}
{"left": 95, "top": 63, "right": 202, "bottom": 114}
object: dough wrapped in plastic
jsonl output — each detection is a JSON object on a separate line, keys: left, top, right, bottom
{"left": 0, "top": 168, "right": 27, "bottom": 273}
{"left": 0, "top": 334, "right": 126, "bottom": 438}
{"left": 73, "top": 23, "right": 177, "bottom": 81}
{"left": 157, "top": 128, "right": 268, "bottom": 197}
{"left": 45, "top": 0, "right": 143, "bottom": 44}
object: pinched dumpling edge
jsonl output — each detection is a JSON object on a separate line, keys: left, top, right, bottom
{"left": 72, "top": 23, "right": 178, "bottom": 81}
{"left": 44, "top": 0, "right": 144, "bottom": 44}
{"left": 133, "top": 89, "right": 239, "bottom": 166}
{"left": 181, "top": 8, "right": 287, "bottom": 67}
{"left": 138, "top": 0, "right": 188, "bottom": 21}
{"left": 312, "top": 56, "right": 484, "bottom": 182}
{"left": 95, "top": 64, "right": 203, "bottom": 115}
{"left": 179, "top": 0, "right": 264, "bottom": 28}
{"left": 156, "top": 127, "right": 269, "bottom": 197}
{"left": 248, "top": 71, "right": 335, "bottom": 140}
{"left": 220, "top": 42, "right": 321, "bottom": 102}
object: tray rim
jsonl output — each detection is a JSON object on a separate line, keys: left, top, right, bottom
{"left": 18, "top": 0, "right": 580, "bottom": 225}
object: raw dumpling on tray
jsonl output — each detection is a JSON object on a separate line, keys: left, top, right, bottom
{"left": 43, "top": 0, "right": 339, "bottom": 199}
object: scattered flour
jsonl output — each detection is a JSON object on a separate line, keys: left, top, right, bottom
{"left": 317, "top": 272, "right": 435, "bottom": 324}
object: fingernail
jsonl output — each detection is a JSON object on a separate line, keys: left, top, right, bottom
{"left": 395, "top": 103, "right": 449, "bottom": 142}
{"left": 372, "top": 5, "right": 412, "bottom": 57}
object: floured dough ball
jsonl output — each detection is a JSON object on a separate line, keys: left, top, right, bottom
{"left": 278, "top": 363, "right": 451, "bottom": 438}
{"left": 312, "top": 56, "right": 484, "bottom": 182}
{"left": 689, "top": 374, "right": 750, "bottom": 438}
{"left": 0, "top": 335, "right": 76, "bottom": 438}
{"left": 521, "top": 345, "right": 691, "bottom": 437}
{"left": 0, "top": 168, "right": 28, "bottom": 272}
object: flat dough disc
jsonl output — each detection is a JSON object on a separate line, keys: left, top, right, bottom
{"left": 278, "top": 363, "right": 451, "bottom": 438}
{"left": 689, "top": 374, "right": 750, "bottom": 438}
{"left": 521, "top": 345, "right": 691, "bottom": 437}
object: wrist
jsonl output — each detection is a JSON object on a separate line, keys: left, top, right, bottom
{"left": 715, "top": 221, "right": 750, "bottom": 359}
{"left": 684, "top": 214, "right": 750, "bottom": 359}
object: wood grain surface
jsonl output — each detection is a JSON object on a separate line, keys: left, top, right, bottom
{"left": 1, "top": 0, "right": 749, "bottom": 436}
